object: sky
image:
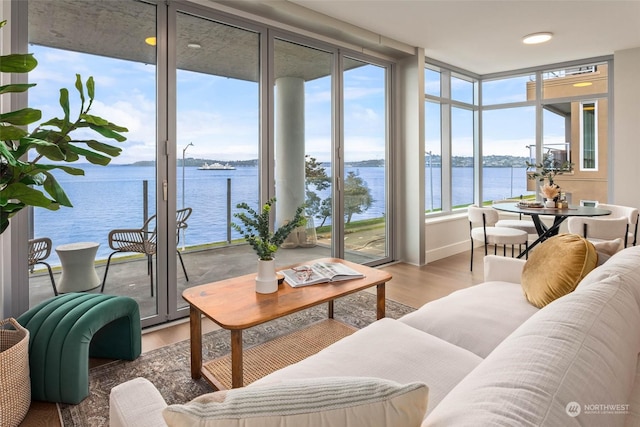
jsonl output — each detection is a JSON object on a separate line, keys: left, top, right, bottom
{"left": 28, "top": 44, "right": 566, "bottom": 164}
{"left": 28, "top": 44, "right": 387, "bottom": 165}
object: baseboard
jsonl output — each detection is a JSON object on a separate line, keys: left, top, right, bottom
{"left": 425, "top": 240, "right": 469, "bottom": 263}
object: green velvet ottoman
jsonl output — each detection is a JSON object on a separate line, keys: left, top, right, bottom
{"left": 17, "top": 293, "right": 141, "bottom": 404}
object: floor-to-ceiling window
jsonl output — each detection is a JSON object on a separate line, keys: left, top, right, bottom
{"left": 20, "top": 0, "right": 395, "bottom": 325}
{"left": 428, "top": 58, "right": 610, "bottom": 212}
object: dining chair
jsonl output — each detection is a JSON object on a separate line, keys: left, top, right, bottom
{"left": 468, "top": 205, "right": 529, "bottom": 271}
{"left": 594, "top": 203, "right": 639, "bottom": 247}
{"left": 567, "top": 216, "right": 629, "bottom": 246}
{"left": 493, "top": 199, "right": 538, "bottom": 235}
{"left": 28, "top": 237, "right": 58, "bottom": 296}
{"left": 102, "top": 208, "right": 192, "bottom": 296}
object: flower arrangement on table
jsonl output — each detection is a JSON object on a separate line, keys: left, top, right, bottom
{"left": 540, "top": 183, "right": 560, "bottom": 201}
{"left": 232, "top": 198, "right": 306, "bottom": 261}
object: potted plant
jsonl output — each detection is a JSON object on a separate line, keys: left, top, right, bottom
{"left": 232, "top": 198, "right": 306, "bottom": 293}
{"left": 0, "top": 20, "right": 127, "bottom": 234}
{"left": 526, "top": 151, "right": 573, "bottom": 186}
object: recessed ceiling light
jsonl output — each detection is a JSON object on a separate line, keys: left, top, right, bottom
{"left": 145, "top": 36, "right": 156, "bottom": 46}
{"left": 522, "top": 32, "right": 553, "bottom": 45}
{"left": 573, "top": 82, "right": 593, "bottom": 88}
{"left": 187, "top": 42, "right": 202, "bottom": 49}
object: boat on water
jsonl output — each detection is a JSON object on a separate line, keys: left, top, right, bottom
{"left": 198, "top": 162, "right": 236, "bottom": 170}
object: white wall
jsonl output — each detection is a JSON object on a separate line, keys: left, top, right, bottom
{"left": 613, "top": 47, "right": 640, "bottom": 209}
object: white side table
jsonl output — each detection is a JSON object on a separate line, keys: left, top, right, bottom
{"left": 55, "top": 242, "right": 101, "bottom": 293}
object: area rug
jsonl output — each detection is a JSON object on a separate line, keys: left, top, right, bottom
{"left": 203, "top": 319, "right": 357, "bottom": 389}
{"left": 58, "top": 291, "right": 414, "bottom": 426}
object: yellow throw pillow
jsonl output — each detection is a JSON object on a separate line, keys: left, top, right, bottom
{"left": 521, "top": 234, "right": 597, "bottom": 308}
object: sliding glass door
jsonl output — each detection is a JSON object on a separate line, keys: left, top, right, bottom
{"left": 343, "top": 57, "right": 390, "bottom": 263}
{"left": 27, "top": 0, "right": 163, "bottom": 324}
{"left": 173, "top": 9, "right": 261, "bottom": 315}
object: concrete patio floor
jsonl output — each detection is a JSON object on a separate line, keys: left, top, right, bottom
{"left": 28, "top": 228, "right": 385, "bottom": 320}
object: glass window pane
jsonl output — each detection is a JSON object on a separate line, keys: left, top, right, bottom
{"left": 451, "top": 75, "right": 474, "bottom": 104}
{"left": 176, "top": 13, "right": 260, "bottom": 310}
{"left": 343, "top": 58, "right": 388, "bottom": 263}
{"left": 27, "top": 0, "right": 158, "bottom": 316}
{"left": 581, "top": 102, "right": 597, "bottom": 170}
{"left": 451, "top": 107, "right": 474, "bottom": 208}
{"left": 483, "top": 74, "right": 535, "bottom": 105}
{"left": 482, "top": 107, "right": 535, "bottom": 202}
{"left": 273, "top": 39, "right": 333, "bottom": 260}
{"left": 425, "top": 101, "right": 442, "bottom": 213}
{"left": 425, "top": 68, "right": 441, "bottom": 97}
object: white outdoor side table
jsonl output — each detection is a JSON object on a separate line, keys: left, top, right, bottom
{"left": 55, "top": 242, "right": 101, "bottom": 293}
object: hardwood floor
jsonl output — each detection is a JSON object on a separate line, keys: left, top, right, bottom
{"left": 20, "top": 250, "right": 483, "bottom": 426}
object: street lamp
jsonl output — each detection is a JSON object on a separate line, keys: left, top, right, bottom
{"left": 182, "top": 142, "right": 194, "bottom": 209}
{"left": 181, "top": 142, "right": 193, "bottom": 251}
{"left": 426, "top": 151, "right": 434, "bottom": 212}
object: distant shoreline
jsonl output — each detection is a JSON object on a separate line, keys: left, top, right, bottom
{"left": 123, "top": 155, "right": 531, "bottom": 168}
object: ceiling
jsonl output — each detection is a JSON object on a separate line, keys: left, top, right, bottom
{"left": 27, "top": 0, "right": 640, "bottom": 78}
{"left": 286, "top": 0, "right": 640, "bottom": 75}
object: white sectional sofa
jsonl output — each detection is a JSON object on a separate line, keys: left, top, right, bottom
{"left": 110, "top": 243, "right": 640, "bottom": 426}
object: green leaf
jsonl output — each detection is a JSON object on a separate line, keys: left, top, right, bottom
{"left": 0, "top": 53, "right": 37, "bottom": 73}
{"left": 82, "top": 114, "right": 109, "bottom": 126}
{"left": 0, "top": 125, "right": 28, "bottom": 141}
{"left": 0, "top": 142, "right": 19, "bottom": 166}
{"left": 86, "top": 123, "right": 127, "bottom": 142}
{"left": 66, "top": 144, "right": 111, "bottom": 165}
{"left": 35, "top": 142, "right": 66, "bottom": 161}
{"left": 26, "top": 162, "right": 84, "bottom": 176}
{"left": 87, "top": 76, "right": 95, "bottom": 100}
{"left": 86, "top": 140, "right": 122, "bottom": 157}
{"left": 0, "top": 83, "right": 36, "bottom": 95}
{"left": 38, "top": 117, "right": 66, "bottom": 130}
{"left": 81, "top": 115, "right": 129, "bottom": 132}
{"left": 75, "top": 74, "right": 85, "bottom": 106}
{"left": 0, "top": 107, "right": 42, "bottom": 125}
{"left": 1, "top": 182, "right": 57, "bottom": 209}
{"left": 59, "top": 88, "right": 70, "bottom": 127}
{"left": 41, "top": 171, "right": 73, "bottom": 207}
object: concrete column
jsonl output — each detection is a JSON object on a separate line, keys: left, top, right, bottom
{"left": 275, "top": 77, "right": 305, "bottom": 232}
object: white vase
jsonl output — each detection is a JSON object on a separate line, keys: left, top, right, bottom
{"left": 545, "top": 199, "right": 556, "bottom": 208}
{"left": 255, "top": 258, "right": 278, "bottom": 294}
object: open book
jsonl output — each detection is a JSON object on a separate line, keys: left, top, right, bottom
{"left": 280, "top": 261, "right": 365, "bottom": 287}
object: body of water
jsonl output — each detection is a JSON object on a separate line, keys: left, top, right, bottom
{"left": 34, "top": 164, "right": 531, "bottom": 264}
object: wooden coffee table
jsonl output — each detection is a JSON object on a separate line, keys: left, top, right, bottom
{"left": 182, "top": 257, "right": 391, "bottom": 389}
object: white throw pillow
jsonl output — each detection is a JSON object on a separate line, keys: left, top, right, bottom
{"left": 592, "top": 238, "right": 624, "bottom": 265}
{"left": 162, "top": 377, "right": 428, "bottom": 427}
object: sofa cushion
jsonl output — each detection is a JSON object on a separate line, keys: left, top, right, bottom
{"left": 521, "top": 233, "right": 597, "bottom": 308}
{"left": 592, "top": 237, "right": 623, "bottom": 265}
{"left": 162, "top": 377, "right": 428, "bottom": 427}
{"left": 109, "top": 377, "right": 168, "bottom": 427}
{"left": 252, "top": 318, "right": 482, "bottom": 415}
{"left": 423, "top": 249, "right": 640, "bottom": 426}
{"left": 399, "top": 282, "right": 538, "bottom": 358}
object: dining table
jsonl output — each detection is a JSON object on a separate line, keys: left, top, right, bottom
{"left": 492, "top": 202, "right": 611, "bottom": 258}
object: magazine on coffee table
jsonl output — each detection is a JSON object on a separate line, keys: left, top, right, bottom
{"left": 280, "top": 261, "right": 365, "bottom": 287}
